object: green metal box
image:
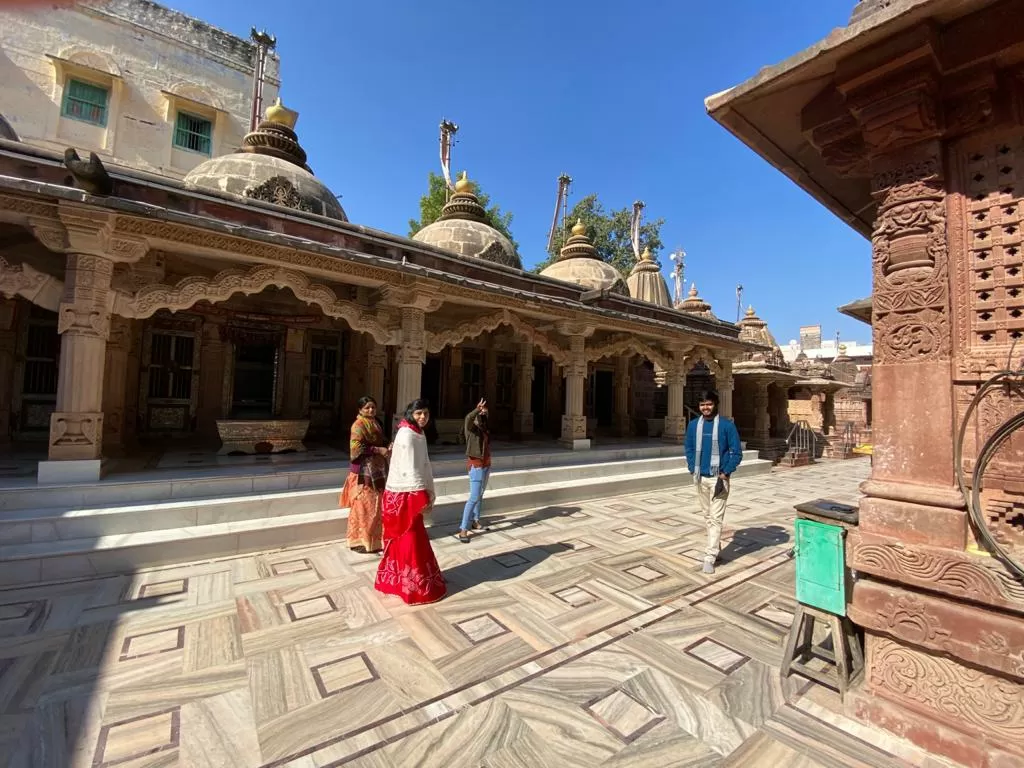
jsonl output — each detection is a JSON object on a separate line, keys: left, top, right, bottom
{"left": 794, "top": 518, "right": 847, "bottom": 616}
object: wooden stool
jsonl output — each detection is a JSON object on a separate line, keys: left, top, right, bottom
{"left": 780, "top": 603, "right": 863, "bottom": 698}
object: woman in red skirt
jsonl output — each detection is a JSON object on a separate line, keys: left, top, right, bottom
{"left": 374, "top": 399, "right": 447, "bottom": 604}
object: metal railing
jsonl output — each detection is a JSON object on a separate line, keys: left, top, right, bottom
{"left": 786, "top": 420, "right": 818, "bottom": 456}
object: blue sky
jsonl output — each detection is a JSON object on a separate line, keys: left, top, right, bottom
{"left": 170, "top": 0, "right": 869, "bottom": 347}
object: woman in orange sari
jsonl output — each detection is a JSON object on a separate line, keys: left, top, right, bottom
{"left": 374, "top": 399, "right": 446, "bottom": 604}
{"left": 340, "top": 396, "right": 388, "bottom": 553}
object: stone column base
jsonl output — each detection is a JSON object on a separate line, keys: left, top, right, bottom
{"left": 560, "top": 414, "right": 588, "bottom": 447}
{"left": 38, "top": 459, "right": 104, "bottom": 485}
{"left": 662, "top": 415, "right": 686, "bottom": 444}
{"left": 559, "top": 438, "right": 592, "bottom": 451}
{"left": 513, "top": 411, "right": 534, "bottom": 436}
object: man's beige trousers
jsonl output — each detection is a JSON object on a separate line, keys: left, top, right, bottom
{"left": 694, "top": 477, "right": 729, "bottom": 561}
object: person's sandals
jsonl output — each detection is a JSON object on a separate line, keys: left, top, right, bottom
{"left": 702, "top": 559, "right": 716, "bottom": 575}
{"left": 470, "top": 520, "right": 486, "bottom": 532}
{"left": 456, "top": 531, "right": 471, "bottom": 544}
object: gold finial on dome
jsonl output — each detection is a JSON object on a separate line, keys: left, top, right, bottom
{"left": 838, "top": 343, "right": 848, "bottom": 354}
{"left": 265, "top": 97, "right": 298, "bottom": 130}
{"left": 455, "top": 171, "right": 475, "bottom": 194}
{"left": 571, "top": 218, "right": 586, "bottom": 236}
{"left": 640, "top": 246, "right": 653, "bottom": 262}
{"left": 689, "top": 283, "right": 698, "bottom": 298}
{"left": 745, "top": 305, "right": 755, "bottom": 317}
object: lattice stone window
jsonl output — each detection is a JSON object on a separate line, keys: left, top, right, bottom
{"left": 965, "top": 136, "right": 1024, "bottom": 348}
{"left": 308, "top": 340, "right": 340, "bottom": 405}
{"left": 147, "top": 333, "right": 195, "bottom": 400}
{"left": 61, "top": 79, "right": 109, "bottom": 126}
{"left": 173, "top": 111, "right": 213, "bottom": 155}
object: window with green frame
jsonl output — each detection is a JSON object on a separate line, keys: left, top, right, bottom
{"left": 173, "top": 111, "right": 213, "bottom": 155}
{"left": 61, "top": 79, "right": 109, "bottom": 126}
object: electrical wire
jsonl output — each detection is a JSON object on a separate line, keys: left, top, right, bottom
{"left": 953, "top": 340, "right": 1024, "bottom": 581}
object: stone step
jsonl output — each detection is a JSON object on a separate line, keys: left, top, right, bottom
{"left": 0, "top": 442, "right": 729, "bottom": 513}
{"left": 0, "top": 452, "right": 761, "bottom": 542}
{"left": 0, "top": 457, "right": 772, "bottom": 582}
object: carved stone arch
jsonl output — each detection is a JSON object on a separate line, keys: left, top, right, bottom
{"left": 425, "top": 309, "right": 510, "bottom": 353}
{"left": 585, "top": 333, "right": 672, "bottom": 371}
{"left": 124, "top": 265, "right": 390, "bottom": 343}
{"left": 424, "top": 309, "right": 568, "bottom": 364}
{"left": 56, "top": 47, "right": 122, "bottom": 78}
{"left": 684, "top": 346, "right": 723, "bottom": 376}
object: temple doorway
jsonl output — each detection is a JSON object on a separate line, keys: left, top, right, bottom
{"left": 592, "top": 370, "right": 614, "bottom": 428}
{"left": 231, "top": 342, "right": 277, "bottom": 419}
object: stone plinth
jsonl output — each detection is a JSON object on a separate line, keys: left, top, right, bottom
{"left": 216, "top": 419, "right": 309, "bottom": 455}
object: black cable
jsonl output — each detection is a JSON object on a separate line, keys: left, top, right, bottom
{"left": 953, "top": 342, "right": 1024, "bottom": 581}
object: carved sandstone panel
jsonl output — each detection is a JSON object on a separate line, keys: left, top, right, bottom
{"left": 867, "top": 636, "right": 1024, "bottom": 750}
{"left": 849, "top": 530, "right": 1024, "bottom": 613}
{"left": 870, "top": 151, "right": 951, "bottom": 364}
{"left": 851, "top": 578, "right": 1024, "bottom": 680}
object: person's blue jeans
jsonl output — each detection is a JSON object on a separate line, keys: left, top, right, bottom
{"left": 460, "top": 466, "right": 490, "bottom": 531}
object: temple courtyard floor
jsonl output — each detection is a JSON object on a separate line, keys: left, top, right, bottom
{"left": 0, "top": 457, "right": 958, "bottom": 768}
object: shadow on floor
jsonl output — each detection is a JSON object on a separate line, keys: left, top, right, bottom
{"left": 718, "top": 524, "right": 791, "bottom": 564}
{"left": 426, "top": 505, "right": 585, "bottom": 542}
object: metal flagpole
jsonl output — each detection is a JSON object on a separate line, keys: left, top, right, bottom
{"left": 736, "top": 284, "right": 744, "bottom": 323}
{"left": 249, "top": 29, "right": 277, "bottom": 132}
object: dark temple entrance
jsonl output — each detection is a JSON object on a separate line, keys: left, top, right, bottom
{"left": 231, "top": 343, "right": 277, "bottom": 419}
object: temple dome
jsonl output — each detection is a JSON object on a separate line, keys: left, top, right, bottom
{"left": 626, "top": 247, "right": 671, "bottom": 306}
{"left": 183, "top": 98, "right": 347, "bottom": 221}
{"left": 677, "top": 283, "right": 714, "bottom": 317}
{"left": 738, "top": 306, "right": 787, "bottom": 367}
{"left": 540, "top": 219, "right": 628, "bottom": 295}
{"left": 413, "top": 173, "right": 521, "bottom": 269}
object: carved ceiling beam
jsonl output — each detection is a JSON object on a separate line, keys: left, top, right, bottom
{"left": 370, "top": 282, "right": 443, "bottom": 313}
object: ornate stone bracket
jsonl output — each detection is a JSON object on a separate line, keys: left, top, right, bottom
{"left": 0, "top": 257, "right": 63, "bottom": 311}
{"left": 124, "top": 265, "right": 390, "bottom": 344}
{"left": 424, "top": 308, "right": 568, "bottom": 364}
{"left": 683, "top": 345, "right": 722, "bottom": 375}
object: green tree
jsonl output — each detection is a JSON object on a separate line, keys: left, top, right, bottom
{"left": 534, "top": 194, "right": 665, "bottom": 276}
{"left": 408, "top": 171, "right": 520, "bottom": 256}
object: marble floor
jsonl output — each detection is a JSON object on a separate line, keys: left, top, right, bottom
{"left": 0, "top": 459, "right": 957, "bottom": 767}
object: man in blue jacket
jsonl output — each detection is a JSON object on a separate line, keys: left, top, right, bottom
{"left": 685, "top": 389, "right": 743, "bottom": 574}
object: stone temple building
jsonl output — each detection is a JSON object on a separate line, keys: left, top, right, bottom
{"left": 0, "top": 0, "right": 763, "bottom": 489}
{"left": 707, "top": 0, "right": 1024, "bottom": 764}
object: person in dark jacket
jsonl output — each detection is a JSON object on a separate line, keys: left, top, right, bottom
{"left": 456, "top": 398, "right": 490, "bottom": 543}
{"left": 684, "top": 390, "right": 743, "bottom": 574}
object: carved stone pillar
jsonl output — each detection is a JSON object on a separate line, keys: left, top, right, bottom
{"left": 614, "top": 355, "right": 632, "bottom": 437}
{"left": 717, "top": 359, "right": 734, "bottom": 420}
{"left": 807, "top": 391, "right": 825, "bottom": 432}
{"left": 559, "top": 335, "right": 589, "bottom": 450}
{"left": 0, "top": 299, "right": 17, "bottom": 444}
{"left": 366, "top": 340, "right": 387, "bottom": 410}
{"left": 39, "top": 254, "right": 113, "bottom": 483}
{"left": 512, "top": 341, "right": 534, "bottom": 436}
{"left": 393, "top": 307, "right": 425, "bottom": 425}
{"left": 101, "top": 315, "right": 132, "bottom": 454}
{"left": 752, "top": 381, "right": 770, "bottom": 442}
{"left": 662, "top": 351, "right": 687, "bottom": 444}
